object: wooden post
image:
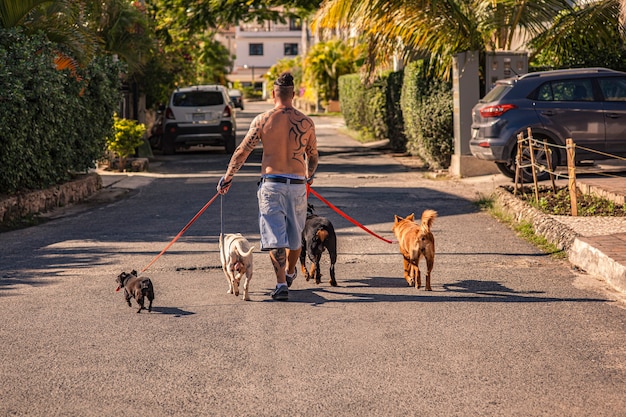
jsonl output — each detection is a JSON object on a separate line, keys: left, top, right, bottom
{"left": 543, "top": 141, "right": 556, "bottom": 192}
{"left": 527, "top": 128, "right": 539, "bottom": 205}
{"left": 514, "top": 133, "right": 523, "bottom": 195}
{"left": 566, "top": 138, "right": 578, "bottom": 216}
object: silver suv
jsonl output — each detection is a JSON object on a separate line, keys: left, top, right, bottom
{"left": 162, "top": 85, "right": 237, "bottom": 154}
{"left": 469, "top": 68, "right": 626, "bottom": 181}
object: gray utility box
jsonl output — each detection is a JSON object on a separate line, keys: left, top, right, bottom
{"left": 485, "top": 52, "right": 528, "bottom": 94}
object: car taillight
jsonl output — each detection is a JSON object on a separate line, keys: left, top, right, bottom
{"left": 479, "top": 104, "right": 516, "bottom": 118}
{"left": 164, "top": 107, "right": 175, "bottom": 119}
{"left": 223, "top": 105, "right": 232, "bottom": 118}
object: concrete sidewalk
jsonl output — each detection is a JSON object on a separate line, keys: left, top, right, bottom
{"left": 489, "top": 172, "right": 626, "bottom": 296}
{"left": 556, "top": 176, "right": 626, "bottom": 295}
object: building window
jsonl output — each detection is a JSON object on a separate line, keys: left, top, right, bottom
{"left": 284, "top": 43, "right": 298, "bottom": 56}
{"left": 249, "top": 43, "right": 264, "bottom": 56}
{"left": 289, "top": 17, "right": 302, "bottom": 31}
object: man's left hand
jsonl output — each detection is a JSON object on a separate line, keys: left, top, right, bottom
{"left": 217, "top": 176, "right": 232, "bottom": 194}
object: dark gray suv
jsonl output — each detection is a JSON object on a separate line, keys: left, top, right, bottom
{"left": 469, "top": 68, "right": 626, "bottom": 181}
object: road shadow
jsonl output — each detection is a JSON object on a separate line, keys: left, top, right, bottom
{"left": 150, "top": 306, "right": 195, "bottom": 317}
{"left": 283, "top": 277, "right": 608, "bottom": 305}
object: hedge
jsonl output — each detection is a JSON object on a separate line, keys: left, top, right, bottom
{"left": 0, "top": 28, "right": 122, "bottom": 194}
{"left": 339, "top": 64, "right": 454, "bottom": 167}
{"left": 339, "top": 72, "right": 405, "bottom": 150}
{"left": 400, "top": 61, "right": 453, "bottom": 169}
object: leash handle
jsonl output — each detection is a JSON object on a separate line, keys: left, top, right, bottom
{"left": 306, "top": 184, "right": 395, "bottom": 244}
{"left": 140, "top": 192, "right": 221, "bottom": 273}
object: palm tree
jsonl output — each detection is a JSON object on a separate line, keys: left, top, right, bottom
{"left": 84, "top": 0, "right": 155, "bottom": 75}
{"left": 304, "top": 39, "right": 360, "bottom": 102}
{"left": 1, "top": 0, "right": 154, "bottom": 73}
{"left": 0, "top": 0, "right": 98, "bottom": 65}
{"left": 0, "top": 0, "right": 53, "bottom": 28}
{"left": 313, "top": 0, "right": 624, "bottom": 78}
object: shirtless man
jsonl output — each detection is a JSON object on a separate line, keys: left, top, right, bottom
{"left": 216, "top": 72, "right": 319, "bottom": 301}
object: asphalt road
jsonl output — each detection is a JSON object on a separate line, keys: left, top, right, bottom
{"left": 1, "top": 102, "right": 625, "bottom": 416}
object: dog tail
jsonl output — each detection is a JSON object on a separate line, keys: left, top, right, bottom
{"left": 420, "top": 210, "right": 437, "bottom": 233}
{"left": 241, "top": 246, "right": 255, "bottom": 258}
{"left": 316, "top": 229, "right": 329, "bottom": 243}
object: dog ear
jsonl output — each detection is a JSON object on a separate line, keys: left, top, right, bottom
{"left": 406, "top": 213, "right": 415, "bottom": 221}
{"left": 130, "top": 270, "right": 137, "bottom": 276}
{"left": 394, "top": 214, "right": 401, "bottom": 223}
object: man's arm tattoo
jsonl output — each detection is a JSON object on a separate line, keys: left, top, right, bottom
{"left": 225, "top": 117, "right": 262, "bottom": 178}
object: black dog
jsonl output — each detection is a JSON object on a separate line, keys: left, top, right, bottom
{"left": 116, "top": 270, "right": 154, "bottom": 313}
{"left": 300, "top": 204, "right": 337, "bottom": 286}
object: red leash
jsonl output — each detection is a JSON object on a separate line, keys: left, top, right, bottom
{"left": 139, "top": 192, "right": 221, "bottom": 273}
{"left": 306, "top": 184, "right": 394, "bottom": 244}
{"left": 139, "top": 184, "right": 392, "bottom": 274}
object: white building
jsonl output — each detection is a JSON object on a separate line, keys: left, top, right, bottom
{"left": 219, "top": 16, "right": 306, "bottom": 94}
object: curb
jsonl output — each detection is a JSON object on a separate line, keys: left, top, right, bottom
{"left": 494, "top": 186, "right": 626, "bottom": 295}
{"left": 0, "top": 173, "right": 102, "bottom": 225}
{"left": 569, "top": 238, "right": 626, "bottom": 294}
{"left": 494, "top": 187, "right": 579, "bottom": 250}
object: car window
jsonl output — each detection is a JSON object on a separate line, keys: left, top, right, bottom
{"left": 535, "top": 82, "right": 554, "bottom": 101}
{"left": 172, "top": 91, "right": 224, "bottom": 107}
{"left": 538, "top": 79, "right": 594, "bottom": 102}
{"left": 480, "top": 84, "right": 510, "bottom": 102}
{"left": 598, "top": 77, "right": 626, "bottom": 102}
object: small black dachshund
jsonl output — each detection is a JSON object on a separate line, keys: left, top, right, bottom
{"left": 116, "top": 270, "right": 154, "bottom": 313}
{"left": 300, "top": 204, "right": 337, "bottom": 286}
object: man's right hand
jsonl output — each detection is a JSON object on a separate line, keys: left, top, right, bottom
{"left": 216, "top": 176, "right": 232, "bottom": 194}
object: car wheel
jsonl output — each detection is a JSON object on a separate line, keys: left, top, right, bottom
{"left": 225, "top": 134, "right": 236, "bottom": 154}
{"left": 148, "top": 134, "right": 162, "bottom": 150}
{"left": 495, "top": 161, "right": 516, "bottom": 179}
{"left": 501, "top": 140, "right": 557, "bottom": 182}
{"left": 162, "top": 137, "right": 176, "bottom": 155}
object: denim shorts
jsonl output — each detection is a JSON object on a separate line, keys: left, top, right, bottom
{"left": 257, "top": 178, "right": 307, "bottom": 251}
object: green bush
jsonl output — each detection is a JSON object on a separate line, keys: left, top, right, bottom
{"left": 338, "top": 74, "right": 366, "bottom": 132}
{"left": 400, "top": 61, "right": 453, "bottom": 169}
{"left": 108, "top": 115, "right": 147, "bottom": 171}
{"left": 339, "top": 71, "right": 405, "bottom": 151}
{"left": 383, "top": 70, "right": 406, "bottom": 152}
{"left": 338, "top": 74, "right": 386, "bottom": 142}
{"left": 0, "top": 28, "right": 122, "bottom": 194}
{"left": 362, "top": 78, "right": 388, "bottom": 141}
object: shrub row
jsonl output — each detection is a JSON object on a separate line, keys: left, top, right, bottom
{"left": 0, "top": 28, "right": 122, "bottom": 194}
{"left": 339, "top": 73, "right": 389, "bottom": 145}
{"left": 338, "top": 62, "right": 453, "bottom": 169}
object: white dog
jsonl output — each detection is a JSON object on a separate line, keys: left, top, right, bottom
{"left": 219, "top": 233, "right": 254, "bottom": 301}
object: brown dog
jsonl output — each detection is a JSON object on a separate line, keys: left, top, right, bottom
{"left": 392, "top": 210, "right": 437, "bottom": 290}
{"left": 116, "top": 270, "right": 154, "bottom": 313}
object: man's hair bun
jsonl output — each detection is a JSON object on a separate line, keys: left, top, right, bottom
{"left": 274, "top": 72, "right": 294, "bottom": 87}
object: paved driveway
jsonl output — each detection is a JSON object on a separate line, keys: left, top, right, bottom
{"left": 1, "top": 102, "right": 625, "bottom": 416}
